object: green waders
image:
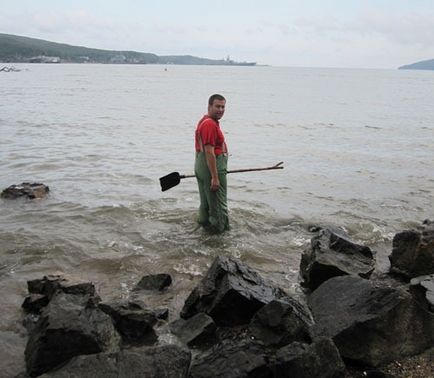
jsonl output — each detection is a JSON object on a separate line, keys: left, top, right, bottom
{"left": 195, "top": 152, "right": 229, "bottom": 233}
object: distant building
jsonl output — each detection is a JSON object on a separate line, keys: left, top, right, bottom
{"left": 77, "top": 56, "right": 90, "bottom": 63}
{"left": 110, "top": 55, "right": 126, "bottom": 63}
{"left": 29, "top": 56, "right": 61, "bottom": 63}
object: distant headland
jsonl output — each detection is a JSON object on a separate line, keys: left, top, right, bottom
{"left": 0, "top": 33, "right": 257, "bottom": 66}
{"left": 398, "top": 58, "right": 434, "bottom": 71}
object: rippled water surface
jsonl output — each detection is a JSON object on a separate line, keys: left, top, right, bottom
{"left": 1, "top": 64, "right": 433, "bottom": 375}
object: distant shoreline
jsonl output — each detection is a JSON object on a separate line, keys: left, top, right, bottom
{"left": 0, "top": 33, "right": 258, "bottom": 67}
{"left": 398, "top": 58, "right": 434, "bottom": 71}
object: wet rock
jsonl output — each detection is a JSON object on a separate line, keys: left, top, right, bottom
{"left": 308, "top": 275, "right": 434, "bottom": 367}
{"left": 22, "top": 313, "right": 42, "bottom": 335}
{"left": 189, "top": 338, "right": 272, "bottom": 378}
{"left": 300, "top": 228, "right": 375, "bottom": 290}
{"left": 169, "top": 312, "right": 217, "bottom": 348}
{"left": 22, "top": 294, "right": 50, "bottom": 314}
{"left": 274, "top": 337, "right": 346, "bottom": 378}
{"left": 155, "top": 307, "right": 169, "bottom": 320}
{"left": 98, "top": 299, "right": 158, "bottom": 346}
{"left": 39, "top": 344, "right": 191, "bottom": 378}
{"left": 25, "top": 291, "right": 120, "bottom": 377}
{"left": 389, "top": 221, "right": 434, "bottom": 278}
{"left": 23, "top": 275, "right": 101, "bottom": 337}
{"left": 361, "top": 368, "right": 393, "bottom": 378}
{"left": 410, "top": 274, "right": 434, "bottom": 312}
{"left": 133, "top": 273, "right": 172, "bottom": 291}
{"left": 249, "top": 300, "right": 313, "bottom": 347}
{"left": 27, "top": 274, "right": 97, "bottom": 302}
{"left": 181, "top": 256, "right": 292, "bottom": 326}
{"left": 1, "top": 182, "right": 49, "bottom": 199}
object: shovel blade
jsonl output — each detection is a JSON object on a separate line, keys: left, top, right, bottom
{"left": 159, "top": 172, "right": 181, "bottom": 191}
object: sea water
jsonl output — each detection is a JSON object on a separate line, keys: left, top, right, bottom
{"left": 1, "top": 63, "right": 433, "bottom": 375}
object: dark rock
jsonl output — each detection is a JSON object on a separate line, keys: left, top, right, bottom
{"left": 169, "top": 312, "right": 217, "bottom": 348}
{"left": 27, "top": 275, "right": 97, "bottom": 302}
{"left": 98, "top": 299, "right": 158, "bottom": 346}
{"left": 389, "top": 222, "right": 434, "bottom": 278}
{"left": 23, "top": 313, "right": 41, "bottom": 334}
{"left": 133, "top": 273, "right": 172, "bottom": 291}
{"left": 189, "top": 338, "right": 272, "bottom": 378}
{"left": 249, "top": 300, "right": 313, "bottom": 347}
{"left": 181, "top": 256, "right": 292, "bottom": 326}
{"left": 25, "top": 292, "right": 120, "bottom": 377}
{"left": 39, "top": 344, "right": 191, "bottom": 378}
{"left": 362, "top": 368, "right": 393, "bottom": 378}
{"left": 300, "top": 228, "right": 375, "bottom": 290}
{"left": 215, "top": 324, "right": 250, "bottom": 343}
{"left": 274, "top": 337, "right": 346, "bottom": 378}
{"left": 155, "top": 307, "right": 170, "bottom": 320}
{"left": 22, "top": 294, "right": 49, "bottom": 314}
{"left": 308, "top": 275, "right": 434, "bottom": 367}
{"left": 410, "top": 274, "right": 434, "bottom": 312}
{"left": 1, "top": 182, "right": 49, "bottom": 199}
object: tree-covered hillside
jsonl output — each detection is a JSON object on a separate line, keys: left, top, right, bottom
{"left": 0, "top": 33, "right": 256, "bottom": 66}
{"left": 0, "top": 33, "right": 159, "bottom": 63}
{"left": 399, "top": 59, "right": 434, "bottom": 71}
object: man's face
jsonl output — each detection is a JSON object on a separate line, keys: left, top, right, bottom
{"left": 208, "top": 99, "right": 226, "bottom": 120}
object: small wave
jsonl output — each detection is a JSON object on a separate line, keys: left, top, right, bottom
{"left": 173, "top": 262, "right": 203, "bottom": 276}
{"left": 0, "top": 260, "right": 20, "bottom": 276}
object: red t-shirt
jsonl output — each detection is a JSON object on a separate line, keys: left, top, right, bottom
{"left": 195, "top": 115, "right": 226, "bottom": 155}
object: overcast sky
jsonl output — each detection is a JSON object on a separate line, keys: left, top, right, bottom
{"left": 1, "top": 0, "right": 433, "bottom": 68}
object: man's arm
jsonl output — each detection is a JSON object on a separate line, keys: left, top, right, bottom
{"left": 204, "top": 144, "right": 219, "bottom": 191}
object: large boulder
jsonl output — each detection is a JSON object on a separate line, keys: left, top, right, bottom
{"left": 189, "top": 336, "right": 345, "bottom": 378}
{"left": 410, "top": 274, "right": 434, "bottom": 312}
{"left": 27, "top": 275, "right": 96, "bottom": 297}
{"left": 98, "top": 299, "right": 158, "bottom": 346}
{"left": 389, "top": 220, "right": 434, "bottom": 278}
{"left": 189, "top": 339, "right": 272, "bottom": 378}
{"left": 300, "top": 228, "right": 375, "bottom": 290}
{"left": 169, "top": 312, "right": 217, "bottom": 348}
{"left": 39, "top": 345, "right": 191, "bottom": 378}
{"left": 274, "top": 337, "right": 346, "bottom": 378}
{"left": 181, "top": 256, "right": 292, "bottom": 326}
{"left": 25, "top": 292, "right": 120, "bottom": 377}
{"left": 133, "top": 273, "right": 172, "bottom": 292}
{"left": 249, "top": 300, "right": 313, "bottom": 347}
{"left": 1, "top": 182, "right": 49, "bottom": 199}
{"left": 22, "top": 294, "right": 50, "bottom": 315}
{"left": 23, "top": 275, "right": 98, "bottom": 314}
{"left": 308, "top": 275, "right": 434, "bottom": 367}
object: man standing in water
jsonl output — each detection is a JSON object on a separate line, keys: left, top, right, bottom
{"left": 195, "top": 94, "right": 229, "bottom": 233}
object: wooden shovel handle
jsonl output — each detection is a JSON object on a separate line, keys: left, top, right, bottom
{"left": 228, "top": 161, "right": 284, "bottom": 174}
{"left": 181, "top": 162, "right": 284, "bottom": 179}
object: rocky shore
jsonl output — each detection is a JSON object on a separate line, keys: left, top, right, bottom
{"left": 15, "top": 217, "right": 433, "bottom": 377}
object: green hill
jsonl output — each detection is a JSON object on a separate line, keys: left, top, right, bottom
{"left": 399, "top": 59, "right": 434, "bottom": 71}
{"left": 0, "top": 33, "right": 256, "bottom": 66}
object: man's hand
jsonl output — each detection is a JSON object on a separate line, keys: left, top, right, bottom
{"left": 210, "top": 177, "right": 220, "bottom": 192}
{"left": 204, "top": 144, "right": 220, "bottom": 192}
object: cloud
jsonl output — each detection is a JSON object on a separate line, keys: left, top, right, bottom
{"left": 0, "top": 9, "right": 116, "bottom": 47}
{"left": 353, "top": 10, "right": 434, "bottom": 47}
{"left": 292, "top": 9, "right": 434, "bottom": 48}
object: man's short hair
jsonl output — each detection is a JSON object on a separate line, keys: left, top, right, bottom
{"left": 208, "top": 94, "right": 226, "bottom": 106}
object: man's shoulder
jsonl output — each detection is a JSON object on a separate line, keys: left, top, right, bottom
{"left": 198, "top": 116, "right": 218, "bottom": 128}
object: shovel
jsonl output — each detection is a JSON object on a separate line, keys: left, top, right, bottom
{"left": 159, "top": 161, "right": 284, "bottom": 191}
